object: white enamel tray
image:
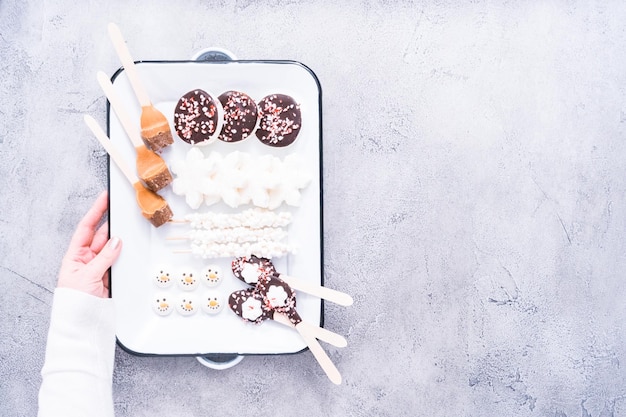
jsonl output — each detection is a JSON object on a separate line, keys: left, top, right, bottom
{"left": 107, "top": 60, "right": 322, "bottom": 356}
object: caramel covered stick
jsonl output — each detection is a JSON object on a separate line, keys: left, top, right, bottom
{"left": 97, "top": 71, "right": 172, "bottom": 192}
{"left": 84, "top": 115, "right": 173, "bottom": 227}
{"left": 107, "top": 23, "right": 173, "bottom": 152}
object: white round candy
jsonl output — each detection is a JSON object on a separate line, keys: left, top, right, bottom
{"left": 201, "top": 265, "right": 223, "bottom": 287}
{"left": 176, "top": 295, "right": 198, "bottom": 316}
{"left": 176, "top": 269, "right": 199, "bottom": 291}
{"left": 152, "top": 294, "right": 174, "bottom": 316}
{"left": 201, "top": 291, "right": 224, "bottom": 315}
{"left": 153, "top": 267, "right": 173, "bottom": 289}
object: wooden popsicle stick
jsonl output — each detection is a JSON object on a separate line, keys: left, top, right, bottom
{"left": 295, "top": 324, "right": 342, "bottom": 385}
{"left": 272, "top": 312, "right": 347, "bottom": 348}
{"left": 84, "top": 115, "right": 138, "bottom": 184}
{"left": 107, "top": 23, "right": 151, "bottom": 107}
{"left": 96, "top": 71, "right": 144, "bottom": 147}
{"left": 280, "top": 274, "right": 354, "bottom": 307}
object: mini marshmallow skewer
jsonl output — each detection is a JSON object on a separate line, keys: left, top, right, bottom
{"left": 167, "top": 227, "right": 288, "bottom": 245}
{"left": 84, "top": 115, "right": 173, "bottom": 227}
{"left": 173, "top": 240, "right": 295, "bottom": 259}
{"left": 170, "top": 209, "right": 293, "bottom": 229}
{"left": 233, "top": 256, "right": 354, "bottom": 307}
{"left": 97, "top": 71, "right": 172, "bottom": 192}
{"left": 229, "top": 288, "right": 342, "bottom": 385}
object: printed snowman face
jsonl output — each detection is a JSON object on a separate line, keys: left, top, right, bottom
{"left": 152, "top": 294, "right": 174, "bottom": 316}
{"left": 201, "top": 265, "right": 222, "bottom": 287}
{"left": 177, "top": 269, "right": 199, "bottom": 291}
{"left": 154, "top": 268, "right": 173, "bottom": 288}
{"left": 201, "top": 291, "right": 224, "bottom": 315}
{"left": 176, "top": 295, "right": 198, "bottom": 316}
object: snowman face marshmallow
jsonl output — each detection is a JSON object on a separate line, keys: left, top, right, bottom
{"left": 201, "top": 291, "right": 224, "bottom": 315}
{"left": 201, "top": 265, "right": 223, "bottom": 287}
{"left": 152, "top": 294, "right": 174, "bottom": 316}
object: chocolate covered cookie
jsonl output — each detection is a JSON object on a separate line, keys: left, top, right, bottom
{"left": 255, "top": 94, "right": 301, "bottom": 147}
{"left": 217, "top": 90, "right": 259, "bottom": 143}
{"left": 174, "top": 89, "right": 221, "bottom": 145}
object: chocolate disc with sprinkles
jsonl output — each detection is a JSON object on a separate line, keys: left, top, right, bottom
{"left": 217, "top": 90, "right": 259, "bottom": 143}
{"left": 255, "top": 94, "right": 302, "bottom": 147}
{"left": 174, "top": 89, "right": 222, "bottom": 145}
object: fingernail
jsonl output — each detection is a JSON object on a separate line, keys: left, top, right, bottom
{"left": 109, "top": 236, "right": 121, "bottom": 250}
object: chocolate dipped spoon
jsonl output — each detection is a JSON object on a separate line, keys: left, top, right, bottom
{"left": 231, "top": 258, "right": 347, "bottom": 346}
{"left": 232, "top": 256, "right": 354, "bottom": 307}
{"left": 228, "top": 289, "right": 342, "bottom": 384}
{"left": 228, "top": 284, "right": 345, "bottom": 348}
{"left": 253, "top": 275, "right": 344, "bottom": 384}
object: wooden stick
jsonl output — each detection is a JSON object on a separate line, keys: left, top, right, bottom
{"left": 272, "top": 313, "right": 347, "bottom": 348}
{"left": 97, "top": 71, "right": 144, "bottom": 147}
{"left": 280, "top": 274, "right": 354, "bottom": 307}
{"left": 107, "top": 23, "right": 151, "bottom": 107}
{"left": 84, "top": 115, "right": 138, "bottom": 185}
{"left": 295, "top": 323, "right": 342, "bottom": 385}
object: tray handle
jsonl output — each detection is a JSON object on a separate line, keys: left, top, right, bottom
{"left": 191, "top": 47, "right": 237, "bottom": 61}
{"left": 196, "top": 354, "right": 244, "bottom": 370}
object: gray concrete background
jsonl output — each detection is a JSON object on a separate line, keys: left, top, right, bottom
{"left": 2, "top": 1, "right": 626, "bottom": 416}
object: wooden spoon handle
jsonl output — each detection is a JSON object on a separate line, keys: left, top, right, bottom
{"left": 295, "top": 323, "right": 342, "bottom": 385}
{"left": 97, "top": 71, "right": 144, "bottom": 148}
{"left": 280, "top": 275, "right": 354, "bottom": 307}
{"left": 107, "top": 22, "right": 151, "bottom": 107}
{"left": 297, "top": 319, "right": 348, "bottom": 348}
{"left": 83, "top": 115, "right": 138, "bottom": 185}
{"left": 272, "top": 313, "right": 347, "bottom": 348}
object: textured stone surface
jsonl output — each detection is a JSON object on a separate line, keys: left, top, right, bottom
{"left": 2, "top": 1, "right": 626, "bottom": 416}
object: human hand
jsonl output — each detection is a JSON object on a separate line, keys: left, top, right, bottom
{"left": 57, "top": 191, "right": 123, "bottom": 298}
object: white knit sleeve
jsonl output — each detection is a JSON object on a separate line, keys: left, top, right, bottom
{"left": 38, "top": 288, "right": 116, "bottom": 417}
